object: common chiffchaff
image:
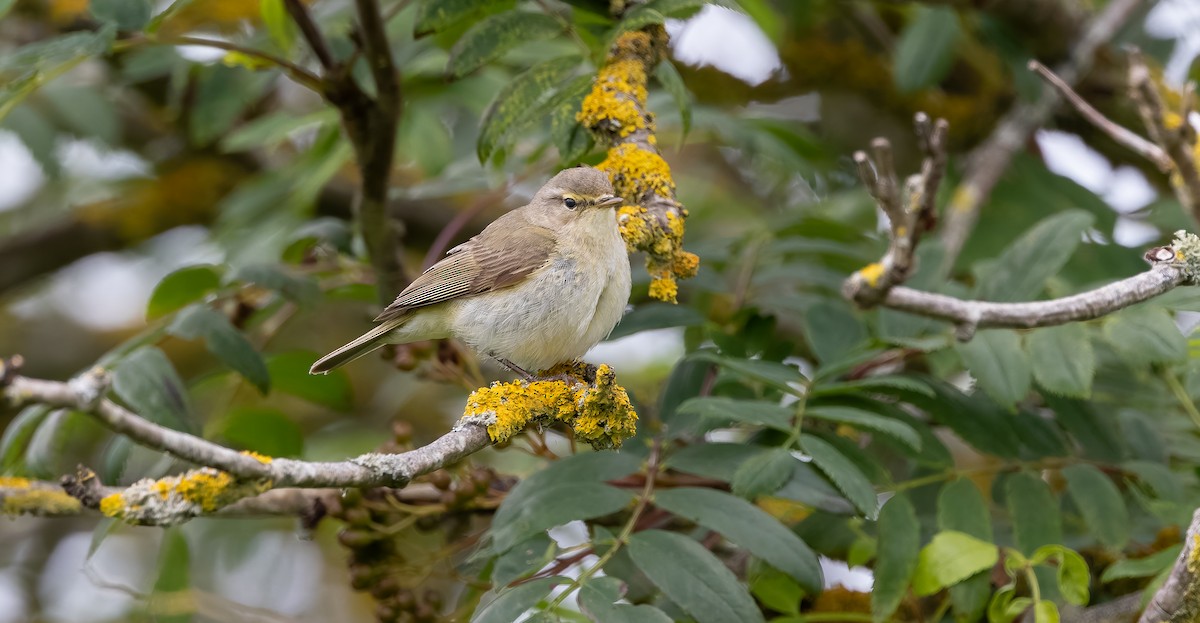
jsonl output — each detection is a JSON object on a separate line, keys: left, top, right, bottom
{"left": 309, "top": 166, "right": 632, "bottom": 377}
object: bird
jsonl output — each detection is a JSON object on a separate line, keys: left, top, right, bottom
{"left": 309, "top": 166, "right": 632, "bottom": 379}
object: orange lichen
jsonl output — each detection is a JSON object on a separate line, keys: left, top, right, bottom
{"left": 461, "top": 363, "right": 637, "bottom": 449}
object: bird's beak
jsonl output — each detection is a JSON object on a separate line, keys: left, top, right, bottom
{"left": 596, "top": 195, "right": 623, "bottom": 208}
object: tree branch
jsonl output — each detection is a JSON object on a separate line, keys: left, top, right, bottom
{"left": 938, "top": 0, "right": 1146, "bottom": 271}
{"left": 282, "top": 0, "right": 337, "bottom": 72}
{"left": 1139, "top": 508, "right": 1200, "bottom": 623}
{"left": 1128, "top": 49, "right": 1200, "bottom": 220}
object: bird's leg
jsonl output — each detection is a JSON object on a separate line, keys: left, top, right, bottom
{"left": 491, "top": 355, "right": 536, "bottom": 382}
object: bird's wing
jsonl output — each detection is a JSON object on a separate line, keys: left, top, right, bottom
{"left": 374, "top": 213, "right": 557, "bottom": 322}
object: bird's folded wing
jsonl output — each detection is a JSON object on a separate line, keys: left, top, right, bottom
{"left": 374, "top": 221, "right": 557, "bottom": 322}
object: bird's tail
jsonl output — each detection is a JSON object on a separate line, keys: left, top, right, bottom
{"left": 309, "top": 321, "right": 401, "bottom": 375}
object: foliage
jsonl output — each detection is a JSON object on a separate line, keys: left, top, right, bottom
{"left": 0, "top": 0, "right": 1197, "bottom": 622}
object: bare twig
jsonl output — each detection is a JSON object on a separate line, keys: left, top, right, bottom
{"left": 938, "top": 0, "right": 1147, "bottom": 271}
{"left": 1128, "top": 49, "right": 1200, "bottom": 219}
{"left": 1028, "top": 59, "right": 1172, "bottom": 171}
{"left": 880, "top": 241, "right": 1193, "bottom": 340}
{"left": 1139, "top": 508, "right": 1200, "bottom": 623}
{"left": 137, "top": 35, "right": 323, "bottom": 92}
{"left": 282, "top": 0, "right": 337, "bottom": 71}
{"left": 844, "top": 113, "right": 949, "bottom": 306}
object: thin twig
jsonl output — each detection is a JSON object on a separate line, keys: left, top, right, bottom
{"left": 1028, "top": 60, "right": 1171, "bottom": 170}
{"left": 282, "top": 0, "right": 337, "bottom": 71}
{"left": 1128, "top": 49, "right": 1200, "bottom": 220}
{"left": 139, "top": 35, "right": 323, "bottom": 92}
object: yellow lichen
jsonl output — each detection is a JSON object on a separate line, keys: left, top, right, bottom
{"left": 576, "top": 33, "right": 653, "bottom": 139}
{"left": 598, "top": 144, "right": 674, "bottom": 200}
{"left": 858, "top": 262, "right": 886, "bottom": 287}
{"left": 241, "top": 451, "right": 273, "bottom": 463}
{"left": 461, "top": 362, "right": 638, "bottom": 450}
{"left": 648, "top": 277, "right": 678, "bottom": 302}
{"left": 1165, "top": 111, "right": 1184, "bottom": 131}
{"left": 2, "top": 489, "right": 82, "bottom": 516}
{"left": 99, "top": 493, "right": 124, "bottom": 517}
{"left": 0, "top": 476, "right": 31, "bottom": 488}
{"left": 950, "top": 184, "right": 980, "bottom": 213}
{"left": 100, "top": 468, "right": 272, "bottom": 523}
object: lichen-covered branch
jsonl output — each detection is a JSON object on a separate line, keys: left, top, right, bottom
{"left": 0, "top": 476, "right": 82, "bottom": 516}
{"left": 843, "top": 113, "right": 948, "bottom": 306}
{"left": 1139, "top": 508, "right": 1200, "bottom": 623}
{"left": 938, "top": 0, "right": 1146, "bottom": 271}
{"left": 1128, "top": 50, "right": 1200, "bottom": 222}
{"left": 879, "top": 232, "right": 1199, "bottom": 340}
{"left": 578, "top": 25, "right": 698, "bottom": 302}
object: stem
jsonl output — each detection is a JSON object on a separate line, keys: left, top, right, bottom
{"left": 547, "top": 441, "right": 661, "bottom": 609}
{"left": 123, "top": 35, "right": 323, "bottom": 91}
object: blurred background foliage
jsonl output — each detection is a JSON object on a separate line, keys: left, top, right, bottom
{"left": 1, "top": 0, "right": 1200, "bottom": 621}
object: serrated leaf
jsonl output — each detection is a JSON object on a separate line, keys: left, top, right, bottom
{"left": 168, "top": 306, "right": 270, "bottom": 394}
{"left": 260, "top": 0, "right": 296, "bottom": 53}
{"left": 938, "top": 479, "right": 992, "bottom": 621}
{"left": 774, "top": 462, "right": 856, "bottom": 515}
{"left": 491, "top": 452, "right": 640, "bottom": 552}
{"left": 1028, "top": 324, "right": 1094, "bottom": 397}
{"left": 872, "top": 494, "right": 919, "bottom": 622}
{"left": 804, "top": 300, "right": 867, "bottom": 365}
{"left": 893, "top": 6, "right": 961, "bottom": 92}
{"left": 479, "top": 56, "right": 582, "bottom": 161}
{"left": 655, "top": 60, "right": 691, "bottom": 141}
{"left": 628, "top": 530, "right": 765, "bottom": 623}
{"left": 1006, "top": 472, "right": 1062, "bottom": 554}
{"left": 663, "top": 443, "right": 765, "bottom": 481}
{"left": 677, "top": 397, "right": 792, "bottom": 432}
{"left": 1100, "top": 545, "right": 1181, "bottom": 583}
{"left": 956, "top": 329, "right": 1031, "bottom": 409}
{"left": 550, "top": 75, "right": 596, "bottom": 164}
{"left": 913, "top": 531, "right": 999, "bottom": 596}
{"left": 976, "top": 210, "right": 1093, "bottom": 302}
{"left": 267, "top": 351, "right": 352, "bottom": 411}
{"left": 1062, "top": 464, "right": 1129, "bottom": 549}
{"left": 415, "top": 0, "right": 514, "bottom": 36}
{"left": 1104, "top": 307, "right": 1186, "bottom": 365}
{"left": 731, "top": 447, "right": 794, "bottom": 499}
{"left": 91, "top": 0, "right": 151, "bottom": 30}
{"left": 810, "top": 376, "right": 933, "bottom": 399}
{"left": 805, "top": 405, "right": 920, "bottom": 451}
{"left": 801, "top": 435, "right": 878, "bottom": 518}
{"left": 472, "top": 577, "right": 566, "bottom": 623}
{"left": 447, "top": 11, "right": 562, "bottom": 77}
{"left": 690, "top": 352, "right": 806, "bottom": 395}
{"left": 654, "top": 487, "right": 822, "bottom": 593}
{"left": 147, "top": 265, "right": 223, "bottom": 320}
{"left": 579, "top": 577, "right": 673, "bottom": 623}
{"left": 113, "top": 347, "right": 193, "bottom": 432}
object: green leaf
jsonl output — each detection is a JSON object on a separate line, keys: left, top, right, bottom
{"left": 1034, "top": 600, "right": 1059, "bottom": 623}
{"left": 872, "top": 494, "right": 919, "bottom": 622}
{"left": 1104, "top": 307, "right": 1187, "bottom": 365}
{"left": 801, "top": 434, "right": 878, "bottom": 518}
{"left": 579, "top": 577, "right": 674, "bottom": 623}
{"left": 1006, "top": 472, "right": 1062, "bottom": 554}
{"left": 90, "top": 0, "right": 151, "bottom": 30}
{"left": 0, "top": 0, "right": 14, "bottom": 20}
{"left": 893, "top": 6, "right": 961, "bottom": 92}
{"left": 663, "top": 443, "right": 765, "bottom": 481}
{"left": 151, "top": 528, "right": 191, "bottom": 619}
{"left": 655, "top": 60, "right": 692, "bottom": 141}
{"left": 189, "top": 65, "right": 271, "bottom": 146}
{"left": 266, "top": 351, "right": 353, "bottom": 411}
{"left": 731, "top": 447, "right": 794, "bottom": 499}
{"left": 748, "top": 562, "right": 803, "bottom": 615}
{"left": 491, "top": 452, "right": 640, "bottom": 552}
{"left": 628, "top": 530, "right": 765, "bottom": 623}
{"left": 690, "top": 352, "right": 806, "bottom": 395}
{"left": 415, "top": 0, "right": 514, "bottom": 36}
{"left": 805, "top": 405, "right": 921, "bottom": 451}
{"left": 654, "top": 487, "right": 822, "bottom": 593}
{"left": 550, "top": 75, "right": 596, "bottom": 165}
{"left": 909, "top": 378, "right": 1022, "bottom": 458}
{"left": 677, "top": 397, "right": 792, "bottom": 432}
{"left": 988, "top": 586, "right": 1032, "bottom": 623}
{"left": 1100, "top": 545, "right": 1181, "bottom": 583}
{"left": 229, "top": 264, "right": 320, "bottom": 305}
{"left": 492, "top": 533, "right": 555, "bottom": 586}
{"left": 775, "top": 462, "right": 856, "bottom": 515}
{"left": 168, "top": 306, "right": 270, "bottom": 393}
{"left": 804, "top": 300, "right": 866, "bottom": 364}
{"left": 938, "top": 479, "right": 993, "bottom": 620}
{"left": 113, "top": 347, "right": 193, "bottom": 432}
{"left": 1027, "top": 324, "right": 1094, "bottom": 398}
{"left": 809, "top": 376, "right": 933, "bottom": 399}
{"left": 1039, "top": 546, "right": 1089, "bottom": 606}
{"left": 1047, "top": 396, "right": 1127, "bottom": 461}
{"left": 1061, "top": 464, "right": 1129, "bottom": 549}
{"left": 955, "top": 329, "right": 1031, "bottom": 409}
{"left": 215, "top": 407, "right": 304, "bottom": 458}
{"left": 624, "top": 0, "right": 707, "bottom": 21}
{"left": 472, "top": 577, "right": 566, "bottom": 623}
{"left": 0, "top": 405, "right": 52, "bottom": 472}
{"left": 260, "top": 0, "right": 296, "bottom": 53}
{"left": 976, "top": 210, "right": 1093, "bottom": 302}
{"left": 447, "top": 11, "right": 562, "bottom": 77}
{"left": 608, "top": 303, "right": 705, "bottom": 340}
{"left": 222, "top": 110, "right": 337, "bottom": 153}
{"left": 0, "top": 29, "right": 115, "bottom": 123}
{"left": 913, "top": 531, "right": 1000, "bottom": 596}
{"left": 147, "top": 265, "right": 223, "bottom": 320}
{"left": 478, "top": 55, "right": 580, "bottom": 162}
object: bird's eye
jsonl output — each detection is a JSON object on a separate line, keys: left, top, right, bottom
{"left": 564, "top": 197, "right": 577, "bottom": 209}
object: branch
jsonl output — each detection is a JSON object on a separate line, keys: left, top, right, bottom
{"left": 938, "top": 0, "right": 1147, "bottom": 271}
{"left": 282, "top": 0, "right": 337, "bottom": 72}
{"left": 1139, "top": 508, "right": 1200, "bottom": 623}
{"left": 1128, "top": 50, "right": 1200, "bottom": 219}
{"left": 844, "top": 113, "right": 949, "bottom": 306}
{"left": 137, "top": 35, "right": 323, "bottom": 92}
